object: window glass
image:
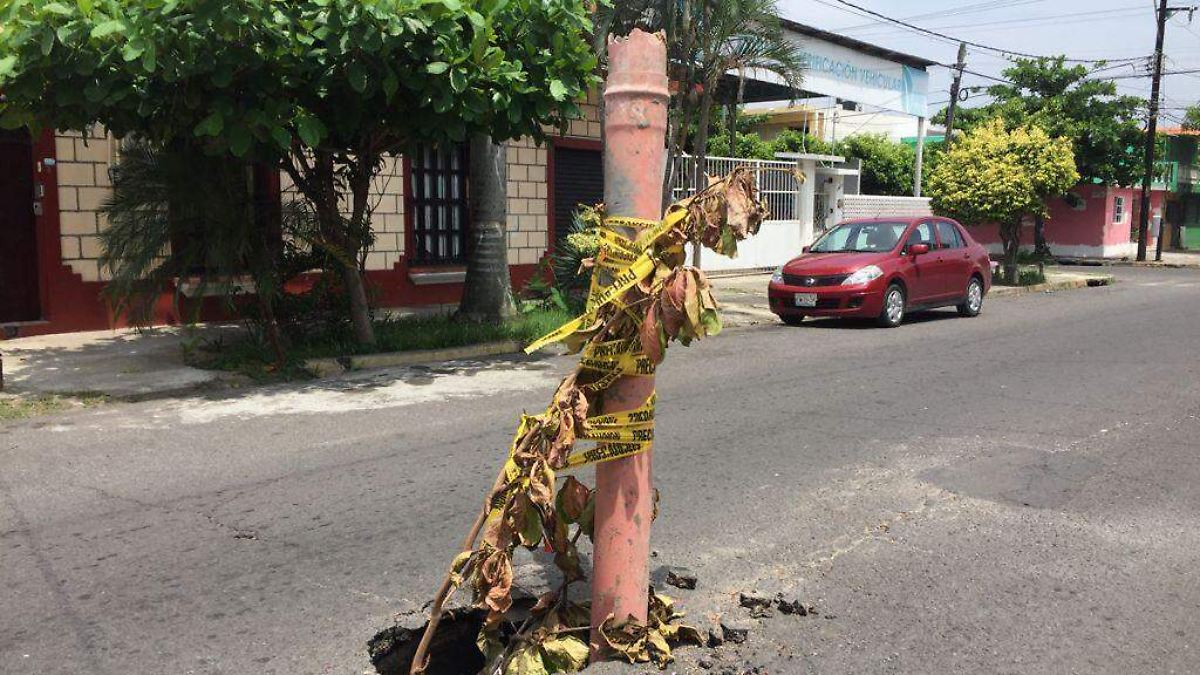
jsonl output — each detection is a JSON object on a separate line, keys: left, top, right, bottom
{"left": 936, "top": 221, "right": 963, "bottom": 249}
{"left": 810, "top": 221, "right": 908, "bottom": 252}
{"left": 906, "top": 222, "right": 935, "bottom": 248}
{"left": 410, "top": 143, "right": 469, "bottom": 265}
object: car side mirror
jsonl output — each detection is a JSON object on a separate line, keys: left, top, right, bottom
{"left": 801, "top": 245, "right": 811, "bottom": 254}
{"left": 908, "top": 243, "right": 930, "bottom": 256}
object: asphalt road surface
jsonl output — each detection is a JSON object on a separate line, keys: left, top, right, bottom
{"left": 3, "top": 266, "right": 1199, "bottom": 674}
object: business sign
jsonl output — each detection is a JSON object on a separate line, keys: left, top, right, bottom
{"left": 786, "top": 34, "right": 929, "bottom": 117}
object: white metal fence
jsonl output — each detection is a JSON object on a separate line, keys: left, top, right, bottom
{"left": 668, "top": 155, "right": 801, "bottom": 221}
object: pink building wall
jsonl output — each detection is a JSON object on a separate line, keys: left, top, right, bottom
{"left": 966, "top": 184, "right": 1166, "bottom": 259}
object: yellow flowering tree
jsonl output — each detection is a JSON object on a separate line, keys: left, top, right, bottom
{"left": 927, "top": 118, "right": 1078, "bottom": 284}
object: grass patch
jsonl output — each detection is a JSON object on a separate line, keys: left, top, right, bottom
{"left": 188, "top": 307, "right": 574, "bottom": 381}
{"left": 1017, "top": 267, "right": 1046, "bottom": 286}
{"left": 0, "top": 392, "right": 109, "bottom": 422}
{"left": 994, "top": 264, "right": 1047, "bottom": 287}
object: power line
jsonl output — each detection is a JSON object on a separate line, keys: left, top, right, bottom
{"left": 826, "top": 0, "right": 1148, "bottom": 63}
{"left": 849, "top": 6, "right": 1146, "bottom": 39}
{"left": 835, "top": 0, "right": 1050, "bottom": 34}
{"left": 1101, "top": 67, "right": 1200, "bottom": 78}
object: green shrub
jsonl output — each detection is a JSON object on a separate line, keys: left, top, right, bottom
{"left": 1017, "top": 266, "right": 1046, "bottom": 286}
{"left": 548, "top": 205, "right": 602, "bottom": 312}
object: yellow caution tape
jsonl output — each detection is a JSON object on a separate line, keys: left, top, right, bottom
{"left": 509, "top": 210, "right": 692, "bottom": 476}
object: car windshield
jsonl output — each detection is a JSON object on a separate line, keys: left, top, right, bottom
{"left": 810, "top": 221, "right": 909, "bottom": 253}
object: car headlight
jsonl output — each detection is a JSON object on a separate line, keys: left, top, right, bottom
{"left": 842, "top": 265, "right": 883, "bottom": 286}
{"left": 770, "top": 265, "right": 784, "bottom": 283}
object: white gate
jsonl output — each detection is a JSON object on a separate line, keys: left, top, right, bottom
{"left": 670, "top": 155, "right": 805, "bottom": 271}
{"left": 669, "top": 155, "right": 800, "bottom": 221}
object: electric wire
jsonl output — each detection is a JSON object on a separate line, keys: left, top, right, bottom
{"left": 822, "top": 0, "right": 1148, "bottom": 63}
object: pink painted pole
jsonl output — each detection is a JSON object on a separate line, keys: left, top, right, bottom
{"left": 590, "top": 29, "right": 668, "bottom": 658}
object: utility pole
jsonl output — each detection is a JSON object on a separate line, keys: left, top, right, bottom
{"left": 590, "top": 28, "right": 666, "bottom": 659}
{"left": 943, "top": 43, "right": 968, "bottom": 148}
{"left": 1153, "top": 6, "right": 1198, "bottom": 260}
{"left": 913, "top": 116, "right": 926, "bottom": 197}
{"left": 1137, "top": 0, "right": 1168, "bottom": 261}
{"left": 1138, "top": 1, "right": 1199, "bottom": 260}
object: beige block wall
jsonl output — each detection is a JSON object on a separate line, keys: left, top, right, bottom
{"left": 504, "top": 137, "right": 550, "bottom": 266}
{"left": 363, "top": 154, "right": 406, "bottom": 271}
{"left": 56, "top": 88, "right": 603, "bottom": 282}
{"left": 55, "top": 129, "right": 117, "bottom": 283}
{"left": 504, "top": 88, "right": 603, "bottom": 266}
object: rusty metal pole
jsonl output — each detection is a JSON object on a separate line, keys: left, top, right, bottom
{"left": 589, "top": 29, "right": 668, "bottom": 658}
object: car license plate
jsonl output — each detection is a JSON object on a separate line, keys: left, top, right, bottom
{"left": 794, "top": 293, "right": 817, "bottom": 308}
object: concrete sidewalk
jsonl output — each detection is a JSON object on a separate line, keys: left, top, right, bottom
{"left": 0, "top": 326, "right": 238, "bottom": 398}
{"left": 1060, "top": 250, "right": 1200, "bottom": 268}
{"left": 0, "top": 267, "right": 1118, "bottom": 402}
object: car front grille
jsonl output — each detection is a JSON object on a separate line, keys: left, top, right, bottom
{"left": 782, "top": 273, "right": 848, "bottom": 287}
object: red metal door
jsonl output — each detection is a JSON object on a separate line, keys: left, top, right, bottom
{"left": 0, "top": 129, "right": 41, "bottom": 323}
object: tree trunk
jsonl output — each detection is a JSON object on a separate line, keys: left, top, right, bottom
{"left": 457, "top": 134, "right": 517, "bottom": 323}
{"left": 728, "top": 66, "right": 747, "bottom": 141}
{"left": 689, "top": 89, "right": 714, "bottom": 267}
{"left": 1001, "top": 220, "right": 1021, "bottom": 285}
{"left": 314, "top": 201, "right": 376, "bottom": 346}
{"left": 1033, "top": 213, "right": 1051, "bottom": 257}
{"left": 662, "top": 93, "right": 692, "bottom": 213}
{"left": 340, "top": 263, "right": 376, "bottom": 344}
{"left": 281, "top": 151, "right": 377, "bottom": 346}
{"left": 726, "top": 100, "right": 737, "bottom": 144}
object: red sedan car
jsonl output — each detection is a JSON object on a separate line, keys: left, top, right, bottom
{"left": 768, "top": 216, "right": 992, "bottom": 327}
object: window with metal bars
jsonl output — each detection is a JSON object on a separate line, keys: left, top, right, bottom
{"left": 408, "top": 143, "right": 469, "bottom": 265}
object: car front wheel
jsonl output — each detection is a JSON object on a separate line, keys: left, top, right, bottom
{"left": 957, "top": 277, "right": 984, "bottom": 317}
{"left": 877, "top": 284, "right": 905, "bottom": 328}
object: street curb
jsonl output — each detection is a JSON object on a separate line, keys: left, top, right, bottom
{"left": 988, "top": 275, "right": 1114, "bottom": 298}
{"left": 1058, "top": 258, "right": 1198, "bottom": 269}
{"left": 303, "top": 340, "right": 529, "bottom": 377}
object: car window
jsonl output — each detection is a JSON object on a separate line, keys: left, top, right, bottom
{"left": 906, "top": 222, "right": 935, "bottom": 248}
{"left": 936, "top": 221, "right": 963, "bottom": 249}
{"left": 810, "top": 221, "right": 908, "bottom": 252}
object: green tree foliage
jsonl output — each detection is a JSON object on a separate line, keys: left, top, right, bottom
{"left": 770, "top": 128, "right": 835, "bottom": 156}
{"left": 836, "top": 134, "right": 916, "bottom": 196}
{"left": 935, "top": 57, "right": 1145, "bottom": 186}
{"left": 1183, "top": 104, "right": 1200, "bottom": 131}
{"left": 98, "top": 138, "right": 350, "bottom": 366}
{"left": 927, "top": 119, "right": 1079, "bottom": 285}
{"left": 706, "top": 126, "right": 919, "bottom": 197}
{"left": 705, "top": 130, "right": 776, "bottom": 160}
{"left": 0, "top": 0, "right": 597, "bottom": 345}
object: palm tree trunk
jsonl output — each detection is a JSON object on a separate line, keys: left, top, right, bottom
{"left": 689, "top": 88, "right": 714, "bottom": 267}
{"left": 457, "top": 133, "right": 517, "bottom": 323}
{"left": 727, "top": 66, "right": 747, "bottom": 141}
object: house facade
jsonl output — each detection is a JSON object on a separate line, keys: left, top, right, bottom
{"left": 966, "top": 128, "right": 1200, "bottom": 259}
{"left": 0, "top": 93, "right": 606, "bottom": 338}
{"left": 968, "top": 184, "right": 1168, "bottom": 260}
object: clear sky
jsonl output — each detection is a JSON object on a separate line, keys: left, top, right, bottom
{"left": 776, "top": 0, "right": 1200, "bottom": 124}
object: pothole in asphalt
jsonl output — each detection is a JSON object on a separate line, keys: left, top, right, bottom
{"left": 368, "top": 598, "right": 543, "bottom": 675}
{"left": 368, "top": 606, "right": 487, "bottom": 675}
